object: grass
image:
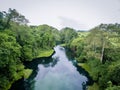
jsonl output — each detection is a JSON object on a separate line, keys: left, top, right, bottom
{"left": 23, "top": 69, "right": 33, "bottom": 79}
{"left": 78, "top": 63, "right": 91, "bottom": 74}
{"left": 59, "top": 44, "right": 66, "bottom": 47}
{"left": 38, "top": 49, "right": 54, "bottom": 57}
{"left": 78, "top": 63, "right": 100, "bottom": 90}
{"left": 88, "top": 83, "right": 99, "bottom": 90}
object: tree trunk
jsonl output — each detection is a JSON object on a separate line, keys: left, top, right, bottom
{"left": 100, "top": 41, "right": 105, "bottom": 63}
{"left": 3, "top": 16, "right": 11, "bottom": 30}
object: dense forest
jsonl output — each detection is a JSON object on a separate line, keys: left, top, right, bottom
{"left": 0, "top": 9, "right": 120, "bottom": 90}
{"left": 68, "top": 24, "right": 120, "bottom": 90}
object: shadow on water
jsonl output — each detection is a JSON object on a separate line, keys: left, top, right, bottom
{"left": 10, "top": 46, "right": 93, "bottom": 90}
{"left": 9, "top": 54, "right": 54, "bottom": 90}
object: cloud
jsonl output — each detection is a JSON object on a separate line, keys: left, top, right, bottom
{"left": 118, "top": 0, "right": 120, "bottom": 2}
{"left": 58, "top": 16, "right": 88, "bottom": 30}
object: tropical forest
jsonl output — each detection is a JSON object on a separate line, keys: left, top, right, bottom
{"left": 0, "top": 8, "right": 120, "bottom": 90}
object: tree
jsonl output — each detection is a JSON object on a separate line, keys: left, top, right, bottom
{"left": 85, "top": 25, "right": 112, "bottom": 63}
{"left": 0, "top": 8, "right": 29, "bottom": 30}
{"left": 60, "top": 27, "right": 78, "bottom": 44}
{"left": 35, "top": 24, "right": 60, "bottom": 48}
{"left": 0, "top": 32, "right": 25, "bottom": 90}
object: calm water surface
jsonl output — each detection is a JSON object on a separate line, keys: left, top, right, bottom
{"left": 10, "top": 46, "right": 91, "bottom": 90}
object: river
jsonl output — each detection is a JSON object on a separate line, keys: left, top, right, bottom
{"left": 10, "top": 45, "right": 92, "bottom": 90}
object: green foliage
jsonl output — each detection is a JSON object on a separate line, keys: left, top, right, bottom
{"left": 0, "top": 9, "right": 60, "bottom": 90}
{"left": 0, "top": 8, "right": 29, "bottom": 30}
{"left": 23, "top": 69, "right": 33, "bottom": 79}
{"left": 109, "top": 64, "right": 120, "bottom": 85}
{"left": 106, "top": 85, "right": 120, "bottom": 90}
{"left": 87, "top": 59, "right": 102, "bottom": 81}
{"left": 106, "top": 81, "right": 120, "bottom": 90}
{"left": 21, "top": 45, "right": 33, "bottom": 61}
{"left": 69, "top": 37, "right": 85, "bottom": 62}
{"left": 103, "top": 48, "right": 120, "bottom": 62}
{"left": 38, "top": 50, "right": 54, "bottom": 57}
{"left": 0, "top": 33, "right": 21, "bottom": 68}
{"left": 32, "top": 24, "right": 60, "bottom": 49}
{"left": 78, "top": 63, "right": 91, "bottom": 73}
{"left": 0, "top": 32, "right": 24, "bottom": 90}
{"left": 68, "top": 24, "right": 120, "bottom": 90}
{"left": 85, "top": 24, "right": 120, "bottom": 90}
{"left": 0, "top": 9, "right": 120, "bottom": 90}
{"left": 0, "top": 12, "right": 6, "bottom": 30}
{"left": 88, "top": 83, "right": 99, "bottom": 90}
{"left": 60, "top": 27, "right": 78, "bottom": 44}
{"left": 0, "top": 76, "right": 10, "bottom": 90}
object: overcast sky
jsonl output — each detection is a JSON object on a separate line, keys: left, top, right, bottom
{"left": 0, "top": 0, "right": 120, "bottom": 30}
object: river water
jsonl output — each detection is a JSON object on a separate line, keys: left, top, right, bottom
{"left": 10, "top": 46, "right": 92, "bottom": 90}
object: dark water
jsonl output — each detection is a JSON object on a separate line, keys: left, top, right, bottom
{"left": 10, "top": 46, "right": 92, "bottom": 90}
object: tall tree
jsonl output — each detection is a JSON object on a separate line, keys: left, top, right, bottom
{"left": 85, "top": 26, "right": 110, "bottom": 63}
{"left": 1, "top": 8, "right": 29, "bottom": 30}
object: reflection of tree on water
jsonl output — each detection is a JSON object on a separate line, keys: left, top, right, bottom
{"left": 27, "top": 46, "right": 88, "bottom": 90}
{"left": 10, "top": 46, "right": 92, "bottom": 90}
{"left": 24, "top": 56, "right": 55, "bottom": 90}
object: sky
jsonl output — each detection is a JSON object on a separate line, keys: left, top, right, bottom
{"left": 0, "top": 0, "right": 120, "bottom": 30}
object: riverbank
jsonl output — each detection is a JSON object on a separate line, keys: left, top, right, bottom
{"left": 78, "top": 63, "right": 91, "bottom": 74}
{"left": 37, "top": 49, "right": 54, "bottom": 57}
{"left": 23, "top": 46, "right": 89, "bottom": 90}
{"left": 78, "top": 63, "right": 99, "bottom": 90}
{"left": 9, "top": 49, "right": 54, "bottom": 90}
{"left": 23, "top": 49, "right": 54, "bottom": 78}
{"left": 25, "top": 49, "right": 54, "bottom": 77}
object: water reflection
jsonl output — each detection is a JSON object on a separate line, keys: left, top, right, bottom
{"left": 26, "top": 46, "right": 88, "bottom": 90}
